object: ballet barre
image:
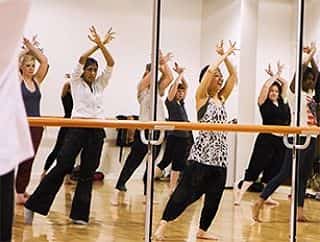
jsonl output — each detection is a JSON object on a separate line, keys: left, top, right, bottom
{"left": 28, "top": 116, "right": 320, "bottom": 135}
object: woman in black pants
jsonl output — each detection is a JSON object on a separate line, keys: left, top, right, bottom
{"left": 41, "top": 78, "right": 73, "bottom": 178}
{"left": 155, "top": 62, "right": 194, "bottom": 193}
{"left": 252, "top": 43, "right": 319, "bottom": 222}
{"left": 111, "top": 52, "right": 173, "bottom": 205}
{"left": 154, "top": 40, "right": 238, "bottom": 240}
{"left": 24, "top": 26, "right": 115, "bottom": 225}
{"left": 234, "top": 62, "right": 290, "bottom": 206}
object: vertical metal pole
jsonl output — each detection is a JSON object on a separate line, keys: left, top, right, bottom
{"left": 145, "top": 0, "right": 161, "bottom": 241}
{"left": 291, "top": 0, "right": 304, "bottom": 241}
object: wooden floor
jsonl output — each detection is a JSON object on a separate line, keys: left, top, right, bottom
{"left": 12, "top": 179, "right": 320, "bottom": 242}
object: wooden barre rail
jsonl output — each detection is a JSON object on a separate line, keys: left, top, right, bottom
{"left": 27, "top": 117, "right": 320, "bottom": 135}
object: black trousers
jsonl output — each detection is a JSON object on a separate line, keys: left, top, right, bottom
{"left": 260, "top": 137, "right": 316, "bottom": 207}
{"left": 244, "top": 134, "right": 287, "bottom": 183}
{"left": 25, "top": 128, "right": 105, "bottom": 222}
{"left": 162, "top": 161, "right": 226, "bottom": 231}
{"left": 157, "top": 135, "right": 193, "bottom": 172}
{"left": 115, "top": 130, "right": 161, "bottom": 194}
{"left": 0, "top": 170, "right": 14, "bottom": 242}
{"left": 43, "top": 127, "right": 69, "bottom": 171}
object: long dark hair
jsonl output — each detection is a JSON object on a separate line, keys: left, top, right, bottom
{"left": 269, "top": 81, "right": 284, "bottom": 103}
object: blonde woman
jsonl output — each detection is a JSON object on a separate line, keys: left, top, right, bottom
{"left": 16, "top": 36, "right": 48, "bottom": 204}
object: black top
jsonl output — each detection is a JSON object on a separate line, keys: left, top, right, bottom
{"left": 259, "top": 99, "right": 291, "bottom": 126}
{"left": 165, "top": 98, "right": 191, "bottom": 138}
{"left": 62, "top": 92, "right": 73, "bottom": 118}
{"left": 21, "top": 80, "right": 41, "bottom": 117}
{"left": 197, "top": 98, "right": 211, "bottom": 121}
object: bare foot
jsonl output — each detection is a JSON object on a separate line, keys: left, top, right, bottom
{"left": 252, "top": 200, "right": 263, "bottom": 222}
{"left": 264, "top": 197, "right": 279, "bottom": 206}
{"left": 196, "top": 229, "right": 219, "bottom": 240}
{"left": 142, "top": 199, "right": 159, "bottom": 205}
{"left": 297, "top": 207, "right": 310, "bottom": 223}
{"left": 153, "top": 221, "right": 167, "bottom": 241}
{"left": 154, "top": 167, "right": 163, "bottom": 179}
{"left": 153, "top": 231, "right": 165, "bottom": 241}
{"left": 64, "top": 175, "right": 75, "bottom": 185}
{"left": 297, "top": 215, "right": 310, "bottom": 223}
{"left": 110, "top": 190, "right": 126, "bottom": 206}
{"left": 24, "top": 192, "right": 30, "bottom": 199}
{"left": 297, "top": 207, "right": 309, "bottom": 222}
{"left": 233, "top": 183, "right": 241, "bottom": 206}
{"left": 16, "top": 193, "right": 27, "bottom": 205}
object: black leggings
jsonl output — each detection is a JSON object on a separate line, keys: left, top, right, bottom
{"left": 115, "top": 130, "right": 161, "bottom": 194}
{"left": 260, "top": 137, "right": 316, "bottom": 207}
{"left": 0, "top": 170, "right": 14, "bottom": 242}
{"left": 157, "top": 135, "right": 193, "bottom": 171}
{"left": 244, "top": 134, "right": 287, "bottom": 183}
{"left": 162, "top": 161, "right": 226, "bottom": 231}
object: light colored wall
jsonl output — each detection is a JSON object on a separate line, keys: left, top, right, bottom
{"left": 235, "top": 0, "right": 259, "bottom": 182}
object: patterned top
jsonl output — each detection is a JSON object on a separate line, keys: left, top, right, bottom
{"left": 188, "top": 98, "right": 228, "bottom": 167}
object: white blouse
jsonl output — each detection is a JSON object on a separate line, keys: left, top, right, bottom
{"left": 70, "top": 63, "right": 113, "bottom": 119}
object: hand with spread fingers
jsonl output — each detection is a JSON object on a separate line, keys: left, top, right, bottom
{"left": 173, "top": 62, "right": 185, "bottom": 75}
{"left": 103, "top": 27, "right": 116, "bottom": 45}
{"left": 216, "top": 40, "right": 224, "bottom": 56}
{"left": 160, "top": 51, "right": 174, "bottom": 66}
{"left": 265, "top": 64, "right": 274, "bottom": 77}
{"left": 88, "top": 25, "right": 103, "bottom": 47}
{"left": 225, "top": 40, "right": 239, "bottom": 56}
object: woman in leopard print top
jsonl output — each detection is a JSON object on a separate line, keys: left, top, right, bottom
{"left": 154, "top": 40, "right": 238, "bottom": 241}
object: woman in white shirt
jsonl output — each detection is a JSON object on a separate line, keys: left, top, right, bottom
{"left": 25, "top": 26, "right": 115, "bottom": 225}
{"left": 112, "top": 52, "right": 173, "bottom": 205}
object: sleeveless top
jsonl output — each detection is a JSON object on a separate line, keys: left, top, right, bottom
{"left": 259, "top": 99, "right": 291, "bottom": 126}
{"left": 21, "top": 79, "right": 41, "bottom": 117}
{"left": 188, "top": 98, "right": 228, "bottom": 167}
{"left": 165, "top": 98, "right": 191, "bottom": 138}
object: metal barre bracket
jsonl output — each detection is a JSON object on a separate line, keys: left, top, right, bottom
{"left": 140, "top": 129, "right": 165, "bottom": 145}
{"left": 283, "top": 134, "right": 311, "bottom": 150}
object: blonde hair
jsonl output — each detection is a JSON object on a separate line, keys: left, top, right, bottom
{"left": 19, "top": 52, "right": 35, "bottom": 67}
{"left": 18, "top": 52, "right": 36, "bottom": 75}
